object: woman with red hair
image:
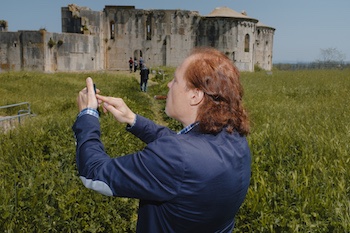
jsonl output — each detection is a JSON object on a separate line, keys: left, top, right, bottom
{"left": 73, "top": 47, "right": 251, "bottom": 232}
{"left": 166, "top": 47, "right": 249, "bottom": 136}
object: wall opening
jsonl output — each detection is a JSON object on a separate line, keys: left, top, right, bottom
{"left": 146, "top": 15, "right": 152, "bottom": 40}
{"left": 110, "top": 21, "right": 115, "bottom": 39}
{"left": 244, "top": 34, "right": 250, "bottom": 52}
{"left": 134, "top": 50, "right": 143, "bottom": 59}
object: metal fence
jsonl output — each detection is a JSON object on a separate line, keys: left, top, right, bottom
{"left": 0, "top": 102, "right": 35, "bottom": 131}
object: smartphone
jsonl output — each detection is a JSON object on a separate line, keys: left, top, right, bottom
{"left": 93, "top": 84, "right": 100, "bottom": 114}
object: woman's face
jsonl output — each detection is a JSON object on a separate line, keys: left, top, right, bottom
{"left": 165, "top": 56, "right": 194, "bottom": 126}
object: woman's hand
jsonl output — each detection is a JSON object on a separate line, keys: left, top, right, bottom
{"left": 96, "top": 94, "right": 136, "bottom": 125}
{"left": 77, "top": 77, "right": 99, "bottom": 111}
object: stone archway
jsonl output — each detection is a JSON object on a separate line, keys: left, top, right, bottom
{"left": 133, "top": 50, "right": 143, "bottom": 59}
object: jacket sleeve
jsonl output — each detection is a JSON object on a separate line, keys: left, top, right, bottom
{"left": 72, "top": 114, "right": 184, "bottom": 201}
{"left": 127, "top": 114, "right": 176, "bottom": 144}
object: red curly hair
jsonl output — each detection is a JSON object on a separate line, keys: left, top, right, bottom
{"left": 184, "top": 47, "right": 250, "bottom": 136}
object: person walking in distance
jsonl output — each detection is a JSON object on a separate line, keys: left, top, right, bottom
{"left": 139, "top": 57, "right": 144, "bottom": 69}
{"left": 128, "top": 57, "right": 133, "bottom": 73}
{"left": 133, "top": 57, "right": 138, "bottom": 72}
{"left": 140, "top": 64, "right": 150, "bottom": 92}
{"left": 72, "top": 47, "right": 251, "bottom": 233}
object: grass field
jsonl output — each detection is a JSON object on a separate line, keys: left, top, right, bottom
{"left": 0, "top": 69, "right": 349, "bottom": 232}
{"left": 238, "top": 70, "right": 350, "bottom": 232}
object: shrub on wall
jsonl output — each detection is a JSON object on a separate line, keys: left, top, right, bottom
{"left": 48, "top": 38, "right": 56, "bottom": 48}
{"left": 0, "top": 20, "right": 8, "bottom": 28}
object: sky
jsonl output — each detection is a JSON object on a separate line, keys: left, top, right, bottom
{"left": 1, "top": 0, "right": 349, "bottom": 63}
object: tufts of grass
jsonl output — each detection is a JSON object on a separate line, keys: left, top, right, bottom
{"left": 1, "top": 69, "right": 350, "bottom": 232}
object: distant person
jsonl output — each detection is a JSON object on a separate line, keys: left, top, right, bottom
{"left": 140, "top": 64, "right": 150, "bottom": 92}
{"left": 128, "top": 57, "right": 133, "bottom": 73}
{"left": 139, "top": 57, "right": 144, "bottom": 69}
{"left": 134, "top": 57, "right": 138, "bottom": 72}
{"left": 73, "top": 47, "right": 251, "bottom": 233}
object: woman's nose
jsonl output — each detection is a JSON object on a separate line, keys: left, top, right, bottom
{"left": 167, "top": 80, "right": 172, "bottom": 88}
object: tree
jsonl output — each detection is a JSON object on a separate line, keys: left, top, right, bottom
{"left": 316, "top": 48, "right": 346, "bottom": 68}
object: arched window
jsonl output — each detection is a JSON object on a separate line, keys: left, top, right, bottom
{"left": 244, "top": 34, "right": 250, "bottom": 52}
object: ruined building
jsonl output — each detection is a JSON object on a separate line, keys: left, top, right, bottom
{"left": 0, "top": 5, "right": 275, "bottom": 72}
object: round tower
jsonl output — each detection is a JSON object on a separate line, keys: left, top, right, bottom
{"left": 198, "top": 6, "right": 274, "bottom": 71}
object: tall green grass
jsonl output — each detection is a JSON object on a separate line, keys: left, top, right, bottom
{"left": 236, "top": 70, "right": 350, "bottom": 232}
{"left": 0, "top": 71, "right": 155, "bottom": 232}
{"left": 1, "top": 69, "right": 350, "bottom": 232}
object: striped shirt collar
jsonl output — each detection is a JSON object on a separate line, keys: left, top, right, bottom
{"left": 177, "top": 122, "right": 199, "bottom": 135}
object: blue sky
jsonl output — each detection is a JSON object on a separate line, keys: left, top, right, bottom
{"left": 1, "top": 0, "right": 349, "bottom": 63}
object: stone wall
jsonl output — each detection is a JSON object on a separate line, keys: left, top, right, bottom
{"left": 0, "top": 30, "right": 102, "bottom": 72}
{"left": 47, "top": 33, "right": 102, "bottom": 72}
{"left": 101, "top": 7, "right": 201, "bottom": 70}
{"left": 0, "top": 32, "right": 21, "bottom": 71}
{"left": 255, "top": 26, "right": 275, "bottom": 70}
{"left": 99, "top": 6, "right": 274, "bottom": 72}
{"left": 0, "top": 31, "right": 47, "bottom": 71}
{"left": 0, "top": 5, "right": 275, "bottom": 72}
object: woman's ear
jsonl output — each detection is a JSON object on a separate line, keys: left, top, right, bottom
{"left": 190, "top": 88, "right": 204, "bottom": 106}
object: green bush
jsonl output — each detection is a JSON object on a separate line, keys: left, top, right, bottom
{"left": 1, "top": 69, "right": 350, "bottom": 232}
